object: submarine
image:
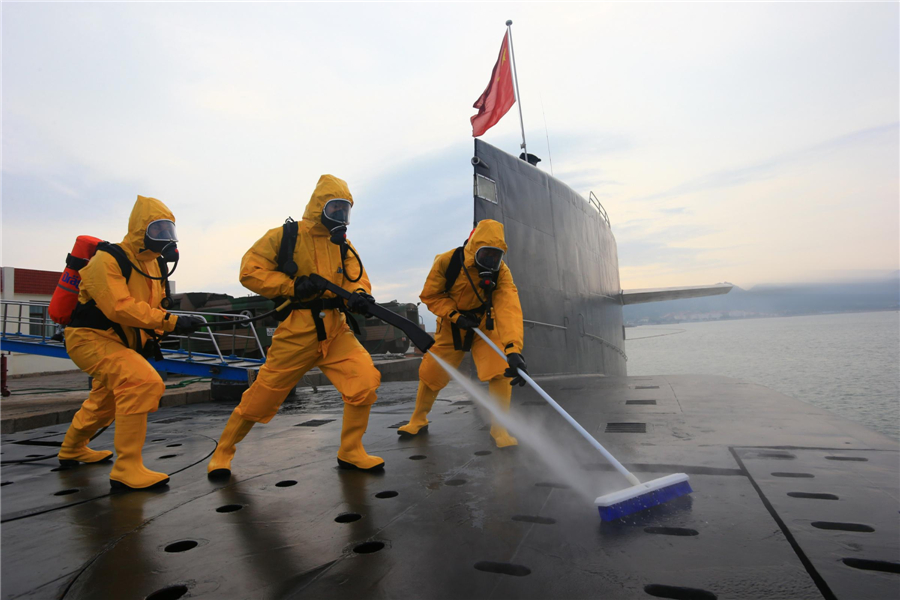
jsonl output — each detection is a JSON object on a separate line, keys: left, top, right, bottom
{"left": 1, "top": 141, "right": 897, "bottom": 600}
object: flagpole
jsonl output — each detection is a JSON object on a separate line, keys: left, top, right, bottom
{"left": 506, "top": 20, "right": 528, "bottom": 158}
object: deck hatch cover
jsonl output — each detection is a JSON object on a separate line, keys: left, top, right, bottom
{"left": 635, "top": 385, "right": 659, "bottom": 389}
{"left": 605, "top": 422, "right": 647, "bottom": 433}
{"left": 295, "top": 419, "right": 335, "bottom": 427}
{"left": 626, "top": 400, "right": 657, "bottom": 405}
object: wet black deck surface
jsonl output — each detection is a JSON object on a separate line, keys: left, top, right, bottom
{"left": 2, "top": 376, "right": 898, "bottom": 600}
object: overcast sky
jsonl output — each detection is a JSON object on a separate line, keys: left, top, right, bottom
{"left": 2, "top": 2, "right": 898, "bottom": 328}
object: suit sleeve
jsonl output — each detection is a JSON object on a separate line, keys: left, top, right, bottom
{"left": 341, "top": 241, "right": 372, "bottom": 295}
{"left": 419, "top": 253, "right": 460, "bottom": 322}
{"left": 82, "top": 253, "right": 176, "bottom": 332}
{"left": 492, "top": 265, "right": 524, "bottom": 354}
{"left": 239, "top": 227, "right": 295, "bottom": 299}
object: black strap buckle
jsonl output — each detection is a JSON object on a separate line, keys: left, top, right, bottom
{"left": 311, "top": 311, "right": 328, "bottom": 341}
{"left": 293, "top": 297, "right": 348, "bottom": 341}
{"left": 451, "top": 322, "right": 476, "bottom": 351}
{"left": 141, "top": 337, "right": 164, "bottom": 362}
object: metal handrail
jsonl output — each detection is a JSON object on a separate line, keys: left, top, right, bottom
{"left": 166, "top": 310, "right": 266, "bottom": 359}
{"left": 583, "top": 331, "right": 628, "bottom": 361}
{"left": 0, "top": 301, "right": 54, "bottom": 340}
{"left": 575, "top": 312, "right": 627, "bottom": 361}
{"left": 1, "top": 300, "right": 267, "bottom": 366}
{"left": 523, "top": 319, "right": 567, "bottom": 331}
{"left": 588, "top": 191, "right": 610, "bottom": 226}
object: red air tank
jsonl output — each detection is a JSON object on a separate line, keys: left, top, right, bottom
{"left": 49, "top": 235, "right": 102, "bottom": 325}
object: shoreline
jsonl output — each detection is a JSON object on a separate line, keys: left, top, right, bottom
{"left": 626, "top": 307, "right": 899, "bottom": 327}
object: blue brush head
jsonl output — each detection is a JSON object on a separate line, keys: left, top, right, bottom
{"left": 598, "top": 480, "right": 693, "bottom": 522}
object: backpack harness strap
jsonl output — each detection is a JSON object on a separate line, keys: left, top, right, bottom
{"left": 274, "top": 218, "right": 361, "bottom": 339}
{"left": 66, "top": 243, "right": 167, "bottom": 361}
{"left": 278, "top": 219, "right": 300, "bottom": 277}
{"left": 443, "top": 245, "right": 494, "bottom": 351}
{"left": 443, "top": 246, "right": 465, "bottom": 293}
{"left": 288, "top": 297, "right": 346, "bottom": 341}
{"left": 68, "top": 243, "right": 138, "bottom": 353}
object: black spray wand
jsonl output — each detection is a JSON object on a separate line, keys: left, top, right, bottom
{"left": 307, "top": 274, "right": 435, "bottom": 353}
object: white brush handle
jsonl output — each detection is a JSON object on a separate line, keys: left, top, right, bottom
{"left": 473, "top": 327, "right": 640, "bottom": 486}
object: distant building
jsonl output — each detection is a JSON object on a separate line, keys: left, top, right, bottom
{"left": 0, "top": 267, "right": 76, "bottom": 376}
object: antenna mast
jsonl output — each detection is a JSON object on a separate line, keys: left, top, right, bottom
{"left": 506, "top": 20, "right": 527, "bottom": 158}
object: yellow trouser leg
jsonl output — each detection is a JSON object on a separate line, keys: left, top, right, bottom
{"left": 109, "top": 414, "right": 169, "bottom": 490}
{"left": 397, "top": 381, "right": 439, "bottom": 436}
{"left": 337, "top": 404, "right": 384, "bottom": 471}
{"left": 207, "top": 409, "right": 256, "bottom": 479}
{"left": 58, "top": 410, "right": 114, "bottom": 465}
{"left": 489, "top": 378, "right": 518, "bottom": 448}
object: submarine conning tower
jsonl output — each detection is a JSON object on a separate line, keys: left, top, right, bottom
{"left": 472, "top": 139, "right": 626, "bottom": 377}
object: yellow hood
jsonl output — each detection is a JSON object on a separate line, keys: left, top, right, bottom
{"left": 302, "top": 174, "right": 355, "bottom": 230}
{"left": 464, "top": 219, "right": 508, "bottom": 268}
{"left": 121, "top": 195, "right": 176, "bottom": 261}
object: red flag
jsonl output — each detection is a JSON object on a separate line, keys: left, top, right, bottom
{"left": 471, "top": 32, "right": 516, "bottom": 137}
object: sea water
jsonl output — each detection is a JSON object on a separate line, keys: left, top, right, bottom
{"left": 430, "top": 353, "right": 627, "bottom": 503}
{"left": 626, "top": 311, "right": 900, "bottom": 441}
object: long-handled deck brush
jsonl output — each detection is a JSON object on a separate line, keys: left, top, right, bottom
{"left": 472, "top": 328, "right": 692, "bottom": 521}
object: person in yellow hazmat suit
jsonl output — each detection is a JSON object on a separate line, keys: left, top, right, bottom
{"left": 398, "top": 219, "right": 527, "bottom": 448}
{"left": 207, "top": 174, "right": 384, "bottom": 478}
{"left": 59, "top": 196, "right": 203, "bottom": 490}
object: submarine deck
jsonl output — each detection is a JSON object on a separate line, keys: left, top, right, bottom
{"left": 1, "top": 375, "right": 898, "bottom": 600}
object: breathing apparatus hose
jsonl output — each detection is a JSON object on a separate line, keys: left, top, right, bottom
{"left": 341, "top": 241, "right": 364, "bottom": 283}
{"left": 125, "top": 242, "right": 179, "bottom": 281}
{"left": 461, "top": 264, "right": 496, "bottom": 330}
{"left": 130, "top": 256, "right": 177, "bottom": 280}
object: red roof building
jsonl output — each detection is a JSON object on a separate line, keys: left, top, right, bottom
{"left": 0, "top": 267, "right": 62, "bottom": 299}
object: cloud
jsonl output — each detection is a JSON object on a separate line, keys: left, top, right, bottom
{"left": 639, "top": 122, "right": 899, "bottom": 202}
{"left": 659, "top": 206, "right": 688, "bottom": 215}
{"left": 1, "top": 2, "right": 897, "bottom": 301}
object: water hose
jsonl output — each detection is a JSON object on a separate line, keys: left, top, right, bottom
{"left": 1, "top": 425, "right": 110, "bottom": 465}
{"left": 471, "top": 327, "right": 640, "bottom": 486}
{"left": 8, "top": 377, "right": 212, "bottom": 395}
{"left": 3, "top": 379, "right": 209, "bottom": 463}
{"left": 197, "top": 299, "right": 292, "bottom": 329}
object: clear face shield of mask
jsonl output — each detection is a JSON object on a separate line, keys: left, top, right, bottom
{"left": 475, "top": 246, "right": 504, "bottom": 292}
{"left": 144, "top": 219, "right": 179, "bottom": 262}
{"left": 321, "top": 199, "right": 352, "bottom": 244}
{"left": 474, "top": 246, "right": 504, "bottom": 273}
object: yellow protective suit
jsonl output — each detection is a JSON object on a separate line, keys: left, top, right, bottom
{"left": 399, "top": 219, "right": 524, "bottom": 447}
{"left": 208, "top": 174, "right": 383, "bottom": 475}
{"left": 61, "top": 195, "right": 178, "bottom": 489}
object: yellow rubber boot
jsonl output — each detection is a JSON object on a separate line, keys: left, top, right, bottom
{"left": 109, "top": 414, "right": 169, "bottom": 491}
{"left": 337, "top": 404, "right": 385, "bottom": 471}
{"left": 207, "top": 409, "right": 256, "bottom": 480}
{"left": 489, "top": 378, "right": 518, "bottom": 448}
{"left": 397, "top": 382, "right": 439, "bottom": 437}
{"left": 57, "top": 412, "right": 113, "bottom": 466}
